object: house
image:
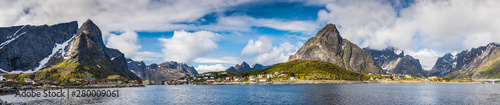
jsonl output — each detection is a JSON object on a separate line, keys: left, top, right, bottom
{"left": 404, "top": 75, "right": 411, "bottom": 78}
{"left": 429, "top": 76, "right": 438, "bottom": 79}
{"left": 210, "top": 77, "right": 214, "bottom": 79}
{"left": 249, "top": 76, "right": 255, "bottom": 82}
{"left": 233, "top": 77, "right": 241, "bottom": 81}
{"left": 0, "top": 73, "right": 3, "bottom": 81}
{"left": 259, "top": 78, "right": 267, "bottom": 82}
{"left": 225, "top": 77, "right": 232, "bottom": 80}
{"left": 220, "top": 72, "right": 228, "bottom": 75}
{"left": 290, "top": 75, "right": 296, "bottom": 81}
{"left": 82, "top": 78, "right": 97, "bottom": 84}
{"left": 267, "top": 73, "right": 272, "bottom": 78}
{"left": 204, "top": 77, "right": 209, "bottom": 79}
{"left": 258, "top": 74, "right": 263, "bottom": 78}
{"left": 24, "top": 78, "right": 34, "bottom": 83}
{"left": 274, "top": 72, "right": 280, "bottom": 75}
{"left": 281, "top": 73, "right": 288, "bottom": 77}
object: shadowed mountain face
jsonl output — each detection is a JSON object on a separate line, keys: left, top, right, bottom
{"left": 127, "top": 58, "right": 198, "bottom": 81}
{"left": 0, "top": 19, "right": 139, "bottom": 80}
{"left": 289, "top": 24, "right": 383, "bottom": 74}
{"left": 430, "top": 43, "right": 500, "bottom": 79}
{"left": 225, "top": 62, "right": 271, "bottom": 73}
{"left": 364, "top": 47, "right": 426, "bottom": 77}
{"left": 0, "top": 21, "right": 78, "bottom": 73}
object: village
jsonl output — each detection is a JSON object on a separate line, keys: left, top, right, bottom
{"left": 142, "top": 71, "right": 457, "bottom": 85}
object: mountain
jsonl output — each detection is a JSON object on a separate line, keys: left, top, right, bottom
{"left": 363, "top": 47, "right": 426, "bottom": 77}
{"left": 225, "top": 62, "right": 271, "bottom": 73}
{"left": 127, "top": 59, "right": 198, "bottom": 81}
{"left": 252, "top": 63, "right": 272, "bottom": 70}
{"left": 289, "top": 24, "right": 383, "bottom": 74}
{"left": 126, "top": 58, "right": 147, "bottom": 78}
{"left": 430, "top": 43, "right": 500, "bottom": 79}
{"left": 239, "top": 60, "right": 369, "bottom": 80}
{"left": 0, "top": 21, "right": 78, "bottom": 73}
{"left": 0, "top": 19, "right": 140, "bottom": 80}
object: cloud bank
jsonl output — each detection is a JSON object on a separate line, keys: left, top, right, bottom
{"left": 241, "top": 36, "right": 301, "bottom": 65}
{"left": 159, "top": 30, "right": 220, "bottom": 63}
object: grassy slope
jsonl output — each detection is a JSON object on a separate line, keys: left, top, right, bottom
{"left": 239, "top": 60, "right": 369, "bottom": 81}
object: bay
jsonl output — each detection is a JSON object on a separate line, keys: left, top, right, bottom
{"left": 1, "top": 84, "right": 499, "bottom": 104}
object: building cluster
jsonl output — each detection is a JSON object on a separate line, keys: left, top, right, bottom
{"left": 180, "top": 71, "right": 296, "bottom": 84}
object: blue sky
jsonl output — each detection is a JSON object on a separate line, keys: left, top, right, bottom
{"left": 2, "top": 0, "right": 500, "bottom": 73}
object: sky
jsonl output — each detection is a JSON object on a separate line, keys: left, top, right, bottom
{"left": 1, "top": 0, "right": 500, "bottom": 73}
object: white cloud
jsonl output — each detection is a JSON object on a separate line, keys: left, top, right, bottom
{"left": 195, "top": 64, "right": 227, "bottom": 73}
{"left": 202, "top": 15, "right": 320, "bottom": 34}
{"left": 241, "top": 36, "right": 273, "bottom": 55}
{"left": 241, "top": 36, "right": 301, "bottom": 65}
{"left": 106, "top": 30, "right": 162, "bottom": 61}
{"left": 193, "top": 56, "right": 240, "bottom": 64}
{"left": 406, "top": 49, "right": 444, "bottom": 70}
{"left": 106, "top": 30, "right": 142, "bottom": 58}
{"left": 159, "top": 30, "right": 220, "bottom": 63}
{"left": 0, "top": 0, "right": 252, "bottom": 32}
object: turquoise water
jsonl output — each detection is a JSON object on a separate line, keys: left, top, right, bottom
{"left": 1, "top": 84, "right": 499, "bottom": 104}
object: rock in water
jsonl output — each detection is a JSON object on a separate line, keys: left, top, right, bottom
{"left": 289, "top": 24, "right": 383, "bottom": 74}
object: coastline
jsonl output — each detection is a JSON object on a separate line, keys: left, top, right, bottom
{"left": 206, "top": 80, "right": 482, "bottom": 85}
{"left": 0, "top": 83, "right": 145, "bottom": 96}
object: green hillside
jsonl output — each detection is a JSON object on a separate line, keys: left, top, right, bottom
{"left": 239, "top": 60, "right": 369, "bottom": 81}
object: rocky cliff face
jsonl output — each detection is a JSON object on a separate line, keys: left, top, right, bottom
{"left": 364, "top": 47, "right": 425, "bottom": 77}
{"left": 126, "top": 58, "right": 146, "bottom": 78}
{"left": 0, "top": 19, "right": 140, "bottom": 80}
{"left": 225, "top": 62, "right": 271, "bottom": 73}
{"left": 0, "top": 21, "right": 78, "bottom": 73}
{"left": 430, "top": 43, "right": 500, "bottom": 79}
{"left": 127, "top": 59, "right": 198, "bottom": 81}
{"left": 289, "top": 24, "right": 383, "bottom": 74}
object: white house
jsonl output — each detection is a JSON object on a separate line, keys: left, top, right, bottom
{"left": 259, "top": 78, "right": 267, "bottom": 82}
{"left": 290, "top": 75, "right": 296, "bottom": 81}
{"left": 0, "top": 73, "right": 3, "bottom": 81}
{"left": 249, "top": 77, "right": 255, "bottom": 82}
{"left": 274, "top": 72, "right": 280, "bottom": 75}
{"left": 25, "top": 78, "right": 34, "bottom": 83}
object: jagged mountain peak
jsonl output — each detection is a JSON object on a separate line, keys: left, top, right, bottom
{"left": 226, "top": 62, "right": 271, "bottom": 73}
{"left": 315, "top": 23, "right": 342, "bottom": 43}
{"left": 289, "top": 24, "right": 383, "bottom": 74}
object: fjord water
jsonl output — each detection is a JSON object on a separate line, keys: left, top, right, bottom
{"left": 1, "top": 84, "right": 499, "bottom": 104}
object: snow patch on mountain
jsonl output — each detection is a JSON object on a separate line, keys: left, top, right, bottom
{"left": 34, "top": 35, "right": 76, "bottom": 71}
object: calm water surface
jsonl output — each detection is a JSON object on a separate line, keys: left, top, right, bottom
{"left": 1, "top": 84, "right": 499, "bottom": 104}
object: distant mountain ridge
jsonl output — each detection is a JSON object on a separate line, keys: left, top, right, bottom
{"left": 363, "top": 47, "right": 426, "bottom": 77}
{"left": 127, "top": 58, "right": 198, "bottom": 81}
{"left": 289, "top": 24, "right": 383, "bottom": 74}
{"left": 225, "top": 62, "right": 271, "bottom": 73}
{"left": 429, "top": 43, "right": 500, "bottom": 79}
